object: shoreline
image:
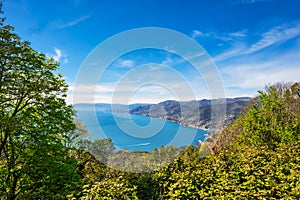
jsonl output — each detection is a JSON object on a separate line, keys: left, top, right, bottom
{"left": 129, "top": 113, "right": 211, "bottom": 131}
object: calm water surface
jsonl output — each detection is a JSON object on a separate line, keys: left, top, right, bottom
{"left": 77, "top": 109, "right": 207, "bottom": 151}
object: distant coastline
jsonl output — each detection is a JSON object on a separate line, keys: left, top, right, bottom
{"left": 75, "top": 109, "right": 207, "bottom": 151}
{"left": 73, "top": 97, "right": 251, "bottom": 132}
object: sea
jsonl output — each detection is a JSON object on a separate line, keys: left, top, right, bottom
{"left": 76, "top": 109, "right": 207, "bottom": 152}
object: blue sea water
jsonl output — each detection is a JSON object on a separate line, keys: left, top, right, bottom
{"left": 77, "top": 109, "right": 207, "bottom": 151}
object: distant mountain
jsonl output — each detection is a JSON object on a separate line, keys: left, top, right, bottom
{"left": 73, "top": 103, "right": 151, "bottom": 113}
{"left": 130, "top": 97, "right": 252, "bottom": 130}
{"left": 73, "top": 97, "right": 251, "bottom": 130}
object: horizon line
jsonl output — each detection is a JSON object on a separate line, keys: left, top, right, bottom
{"left": 71, "top": 96, "right": 253, "bottom": 105}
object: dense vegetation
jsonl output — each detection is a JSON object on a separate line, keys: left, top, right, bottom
{"left": 74, "top": 82, "right": 300, "bottom": 199}
{"left": 0, "top": 20, "right": 81, "bottom": 199}
{"left": 1, "top": 6, "right": 300, "bottom": 199}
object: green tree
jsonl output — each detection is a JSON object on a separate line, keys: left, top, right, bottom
{"left": 81, "top": 138, "right": 115, "bottom": 164}
{"left": 0, "top": 23, "right": 79, "bottom": 199}
{"left": 216, "top": 82, "right": 300, "bottom": 151}
{"left": 68, "top": 118, "right": 93, "bottom": 148}
{"left": 241, "top": 82, "right": 300, "bottom": 149}
{"left": 80, "top": 174, "right": 139, "bottom": 200}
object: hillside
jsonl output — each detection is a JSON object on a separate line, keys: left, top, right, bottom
{"left": 130, "top": 97, "right": 251, "bottom": 130}
{"left": 78, "top": 83, "right": 300, "bottom": 199}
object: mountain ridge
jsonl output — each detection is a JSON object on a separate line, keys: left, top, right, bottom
{"left": 130, "top": 97, "right": 252, "bottom": 130}
{"left": 73, "top": 97, "right": 252, "bottom": 130}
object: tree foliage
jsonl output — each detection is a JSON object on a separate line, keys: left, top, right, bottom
{"left": 73, "top": 82, "right": 300, "bottom": 199}
{"left": 0, "top": 23, "right": 80, "bottom": 199}
{"left": 217, "top": 82, "right": 300, "bottom": 151}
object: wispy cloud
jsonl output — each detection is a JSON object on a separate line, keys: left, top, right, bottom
{"left": 59, "top": 15, "right": 90, "bottom": 29}
{"left": 52, "top": 48, "right": 62, "bottom": 62}
{"left": 117, "top": 59, "right": 135, "bottom": 68}
{"left": 213, "top": 21, "right": 300, "bottom": 62}
{"left": 192, "top": 29, "right": 247, "bottom": 41}
{"left": 227, "top": 30, "right": 247, "bottom": 38}
{"left": 47, "top": 48, "right": 68, "bottom": 64}
{"left": 213, "top": 43, "right": 247, "bottom": 63}
{"left": 222, "top": 62, "right": 300, "bottom": 89}
{"left": 245, "top": 21, "right": 300, "bottom": 54}
{"left": 230, "top": 0, "right": 272, "bottom": 5}
{"left": 161, "top": 51, "right": 206, "bottom": 66}
{"left": 68, "top": 61, "right": 211, "bottom": 104}
{"left": 209, "top": 20, "right": 300, "bottom": 98}
{"left": 192, "top": 30, "right": 211, "bottom": 39}
{"left": 219, "top": 40, "right": 300, "bottom": 97}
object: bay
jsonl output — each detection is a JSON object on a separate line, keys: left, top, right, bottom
{"left": 77, "top": 109, "right": 207, "bottom": 151}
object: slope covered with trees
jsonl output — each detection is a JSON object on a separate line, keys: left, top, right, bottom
{"left": 74, "top": 82, "right": 300, "bottom": 199}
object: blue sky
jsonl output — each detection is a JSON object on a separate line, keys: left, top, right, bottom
{"left": 4, "top": 0, "right": 300, "bottom": 104}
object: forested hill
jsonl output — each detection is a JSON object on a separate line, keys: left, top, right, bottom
{"left": 130, "top": 97, "right": 251, "bottom": 130}
{"left": 74, "top": 97, "right": 251, "bottom": 130}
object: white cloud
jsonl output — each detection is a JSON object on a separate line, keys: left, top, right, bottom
{"left": 211, "top": 21, "right": 300, "bottom": 98}
{"left": 192, "top": 30, "right": 211, "bottom": 39}
{"left": 213, "top": 21, "right": 300, "bottom": 63}
{"left": 68, "top": 83, "right": 115, "bottom": 104}
{"left": 223, "top": 65, "right": 300, "bottom": 89}
{"left": 60, "top": 15, "right": 90, "bottom": 29}
{"left": 219, "top": 44, "right": 300, "bottom": 94}
{"left": 161, "top": 56, "right": 173, "bottom": 66}
{"left": 67, "top": 62, "right": 213, "bottom": 104}
{"left": 161, "top": 51, "right": 206, "bottom": 66}
{"left": 192, "top": 29, "right": 247, "bottom": 41}
{"left": 68, "top": 83, "right": 176, "bottom": 104}
{"left": 163, "top": 46, "right": 176, "bottom": 53}
{"left": 52, "top": 48, "right": 62, "bottom": 62}
{"left": 227, "top": 30, "right": 247, "bottom": 38}
{"left": 69, "top": 84, "right": 115, "bottom": 93}
{"left": 213, "top": 43, "right": 247, "bottom": 63}
{"left": 245, "top": 21, "right": 300, "bottom": 54}
{"left": 69, "top": 20, "right": 300, "bottom": 104}
{"left": 117, "top": 59, "right": 135, "bottom": 68}
{"left": 47, "top": 47, "right": 68, "bottom": 64}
